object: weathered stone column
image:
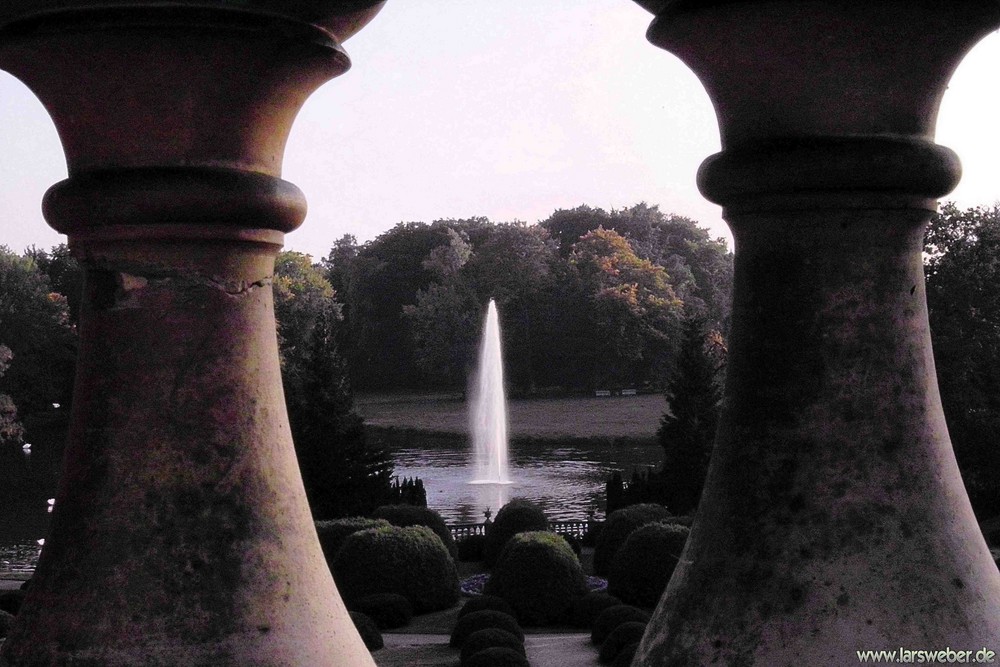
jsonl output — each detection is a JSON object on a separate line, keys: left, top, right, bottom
{"left": 631, "top": 1, "right": 1000, "bottom": 664}
{"left": 0, "top": 3, "right": 385, "bottom": 665}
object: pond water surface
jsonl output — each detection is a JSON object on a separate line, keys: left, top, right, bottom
{"left": 388, "top": 437, "right": 663, "bottom": 524}
{"left": 0, "top": 428, "right": 663, "bottom": 572}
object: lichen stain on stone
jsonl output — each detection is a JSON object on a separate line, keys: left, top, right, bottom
{"left": 137, "top": 484, "right": 254, "bottom": 640}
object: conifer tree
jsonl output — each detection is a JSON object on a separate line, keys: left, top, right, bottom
{"left": 273, "top": 251, "right": 394, "bottom": 519}
{"left": 658, "top": 317, "right": 724, "bottom": 514}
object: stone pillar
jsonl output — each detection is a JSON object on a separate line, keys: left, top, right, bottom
{"left": 632, "top": 1, "right": 1000, "bottom": 664}
{"left": 0, "top": 3, "right": 385, "bottom": 665}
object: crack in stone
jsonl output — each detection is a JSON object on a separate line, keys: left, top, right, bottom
{"left": 82, "top": 257, "right": 275, "bottom": 309}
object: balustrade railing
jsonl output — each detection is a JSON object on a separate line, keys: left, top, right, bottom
{"left": 449, "top": 520, "right": 594, "bottom": 541}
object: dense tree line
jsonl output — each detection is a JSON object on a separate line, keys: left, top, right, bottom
{"left": 327, "top": 203, "right": 733, "bottom": 393}
{"left": 0, "top": 246, "right": 76, "bottom": 443}
{"left": 5, "top": 199, "right": 1000, "bottom": 523}
{"left": 925, "top": 203, "right": 1000, "bottom": 519}
{"left": 0, "top": 245, "right": 391, "bottom": 518}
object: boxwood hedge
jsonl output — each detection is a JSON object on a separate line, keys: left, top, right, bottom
{"left": 333, "top": 525, "right": 459, "bottom": 613}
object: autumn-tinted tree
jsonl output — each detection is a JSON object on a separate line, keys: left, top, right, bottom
{"left": 925, "top": 202, "right": 1000, "bottom": 519}
{"left": 542, "top": 203, "right": 733, "bottom": 333}
{"left": 570, "top": 228, "right": 684, "bottom": 388}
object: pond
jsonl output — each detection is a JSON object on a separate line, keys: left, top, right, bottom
{"left": 0, "top": 439, "right": 60, "bottom": 575}
{"left": 0, "top": 418, "right": 664, "bottom": 572}
{"left": 385, "top": 433, "right": 663, "bottom": 524}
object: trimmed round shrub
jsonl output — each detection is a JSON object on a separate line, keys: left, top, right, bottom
{"left": 373, "top": 504, "right": 458, "bottom": 559}
{"left": 458, "top": 595, "right": 516, "bottom": 620}
{"left": 459, "top": 628, "right": 526, "bottom": 665}
{"left": 333, "top": 525, "right": 459, "bottom": 613}
{"left": 483, "top": 499, "right": 549, "bottom": 565}
{"left": 484, "top": 531, "right": 588, "bottom": 626}
{"left": 463, "top": 646, "right": 530, "bottom": 667}
{"left": 450, "top": 610, "right": 524, "bottom": 647}
{"left": 1, "top": 609, "right": 17, "bottom": 638}
{"left": 569, "top": 591, "right": 623, "bottom": 629}
{"left": 593, "top": 504, "right": 673, "bottom": 576}
{"left": 348, "top": 611, "right": 383, "bottom": 650}
{"left": 599, "top": 621, "right": 647, "bottom": 664}
{"left": 350, "top": 593, "right": 413, "bottom": 630}
{"left": 591, "top": 605, "right": 651, "bottom": 645}
{"left": 608, "top": 522, "right": 690, "bottom": 608}
{"left": 315, "top": 517, "right": 390, "bottom": 565}
{"left": 0, "top": 590, "right": 25, "bottom": 616}
{"left": 612, "top": 641, "right": 641, "bottom": 667}
{"left": 458, "top": 534, "right": 487, "bottom": 562}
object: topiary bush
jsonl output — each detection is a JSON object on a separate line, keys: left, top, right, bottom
{"left": 593, "top": 503, "right": 673, "bottom": 576}
{"left": 591, "top": 605, "right": 651, "bottom": 645}
{"left": 608, "top": 521, "right": 689, "bottom": 608}
{"left": 348, "top": 611, "right": 383, "bottom": 650}
{"left": 483, "top": 499, "right": 549, "bottom": 566}
{"left": 315, "top": 517, "right": 391, "bottom": 566}
{"left": 599, "top": 621, "right": 647, "bottom": 664}
{"left": 462, "top": 646, "right": 530, "bottom": 667}
{"left": 350, "top": 593, "right": 413, "bottom": 630}
{"left": 459, "top": 628, "right": 526, "bottom": 665}
{"left": 484, "top": 531, "right": 588, "bottom": 626}
{"left": 569, "top": 591, "right": 623, "bottom": 629}
{"left": 450, "top": 610, "right": 524, "bottom": 647}
{"left": 0, "top": 609, "right": 15, "bottom": 639}
{"left": 612, "top": 641, "right": 641, "bottom": 667}
{"left": 458, "top": 534, "right": 487, "bottom": 562}
{"left": 0, "top": 590, "right": 25, "bottom": 616}
{"left": 458, "top": 595, "right": 516, "bottom": 620}
{"left": 373, "top": 504, "right": 458, "bottom": 559}
{"left": 333, "top": 525, "right": 459, "bottom": 613}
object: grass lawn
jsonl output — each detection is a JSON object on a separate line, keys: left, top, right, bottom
{"left": 355, "top": 393, "right": 666, "bottom": 440}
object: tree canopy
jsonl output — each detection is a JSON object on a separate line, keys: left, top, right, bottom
{"left": 328, "top": 204, "right": 733, "bottom": 393}
{"left": 0, "top": 246, "right": 76, "bottom": 422}
{"left": 925, "top": 202, "right": 1000, "bottom": 519}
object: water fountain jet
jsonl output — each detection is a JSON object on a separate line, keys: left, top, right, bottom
{"left": 469, "top": 299, "right": 512, "bottom": 486}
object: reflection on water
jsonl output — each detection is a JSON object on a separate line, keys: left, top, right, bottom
{"left": 390, "top": 440, "right": 662, "bottom": 523}
{"left": 0, "top": 434, "right": 63, "bottom": 572}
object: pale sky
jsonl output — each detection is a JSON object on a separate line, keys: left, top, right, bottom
{"left": 1, "top": 2, "right": 998, "bottom": 259}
